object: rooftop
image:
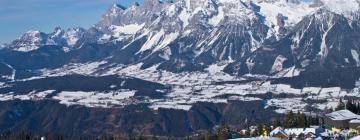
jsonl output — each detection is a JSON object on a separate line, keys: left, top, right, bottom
{"left": 270, "top": 126, "right": 317, "bottom": 137}
{"left": 325, "top": 110, "right": 359, "bottom": 121}
{"left": 350, "top": 119, "right": 360, "bottom": 124}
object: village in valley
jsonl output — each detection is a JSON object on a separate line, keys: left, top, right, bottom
{"left": 211, "top": 99, "right": 360, "bottom": 140}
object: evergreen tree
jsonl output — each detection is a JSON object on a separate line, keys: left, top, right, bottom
{"left": 257, "top": 124, "right": 264, "bottom": 136}
{"left": 346, "top": 99, "right": 356, "bottom": 113}
{"left": 299, "top": 112, "right": 307, "bottom": 128}
{"left": 284, "top": 111, "right": 296, "bottom": 128}
{"left": 336, "top": 98, "right": 345, "bottom": 111}
{"left": 272, "top": 117, "right": 282, "bottom": 127}
{"left": 216, "top": 125, "right": 230, "bottom": 140}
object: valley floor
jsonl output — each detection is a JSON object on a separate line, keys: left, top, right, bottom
{"left": 0, "top": 61, "right": 360, "bottom": 136}
{"left": 4, "top": 61, "right": 359, "bottom": 114}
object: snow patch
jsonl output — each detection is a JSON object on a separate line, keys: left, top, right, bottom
{"left": 322, "top": 0, "right": 360, "bottom": 17}
{"left": 1, "top": 62, "right": 16, "bottom": 81}
{"left": 206, "top": 62, "right": 228, "bottom": 74}
{"left": 139, "top": 29, "right": 179, "bottom": 53}
{"left": 52, "top": 90, "right": 136, "bottom": 108}
{"left": 0, "top": 90, "right": 55, "bottom": 101}
{"left": 139, "top": 30, "right": 165, "bottom": 52}
{"left": 179, "top": 9, "right": 191, "bottom": 27}
{"left": 111, "top": 23, "right": 145, "bottom": 36}
{"left": 256, "top": 0, "right": 318, "bottom": 37}
{"left": 271, "top": 55, "right": 287, "bottom": 73}
{"left": 208, "top": 6, "right": 224, "bottom": 26}
{"left": 266, "top": 98, "right": 307, "bottom": 114}
{"left": 351, "top": 49, "right": 360, "bottom": 66}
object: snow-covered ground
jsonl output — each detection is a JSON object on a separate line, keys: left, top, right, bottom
{"left": 0, "top": 90, "right": 55, "bottom": 101}
{"left": 1, "top": 62, "right": 359, "bottom": 113}
{"left": 230, "top": 137, "right": 282, "bottom": 140}
{"left": 52, "top": 90, "right": 137, "bottom": 108}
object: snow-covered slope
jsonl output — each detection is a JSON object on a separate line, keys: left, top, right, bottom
{"left": 2, "top": 0, "right": 360, "bottom": 137}
{"left": 7, "top": 0, "right": 360, "bottom": 51}
{"left": 3, "top": 0, "right": 360, "bottom": 82}
{"left": 322, "top": 0, "right": 360, "bottom": 17}
{"left": 9, "top": 30, "right": 49, "bottom": 52}
{"left": 7, "top": 27, "right": 87, "bottom": 52}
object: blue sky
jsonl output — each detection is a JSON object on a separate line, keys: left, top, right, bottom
{"left": 0, "top": 0, "right": 143, "bottom": 43}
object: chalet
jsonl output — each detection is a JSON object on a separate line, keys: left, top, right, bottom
{"left": 285, "top": 128, "right": 317, "bottom": 139}
{"left": 350, "top": 119, "right": 360, "bottom": 134}
{"left": 350, "top": 135, "right": 360, "bottom": 140}
{"left": 270, "top": 127, "right": 320, "bottom": 139}
{"left": 270, "top": 127, "right": 288, "bottom": 139}
{"left": 324, "top": 110, "right": 360, "bottom": 129}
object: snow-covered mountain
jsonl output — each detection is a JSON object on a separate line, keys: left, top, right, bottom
{"left": 7, "top": 27, "right": 88, "bottom": 52}
{"left": 1, "top": 0, "right": 360, "bottom": 88}
{"left": 96, "top": 0, "right": 360, "bottom": 75}
{"left": 1, "top": 0, "right": 360, "bottom": 136}
{"left": 4, "top": 0, "right": 359, "bottom": 74}
{"left": 1, "top": 0, "right": 360, "bottom": 122}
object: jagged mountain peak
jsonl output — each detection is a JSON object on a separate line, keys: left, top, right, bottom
{"left": 19, "top": 31, "right": 46, "bottom": 41}
{"left": 9, "top": 30, "right": 49, "bottom": 52}
{"left": 3, "top": 0, "right": 360, "bottom": 76}
{"left": 321, "top": 0, "right": 360, "bottom": 16}
{"left": 246, "top": 7, "right": 360, "bottom": 75}
{"left": 5, "top": 27, "right": 88, "bottom": 52}
{"left": 1, "top": 2, "right": 360, "bottom": 133}
{"left": 143, "top": 0, "right": 164, "bottom": 5}
{"left": 103, "top": 3, "right": 126, "bottom": 18}
{"left": 51, "top": 27, "right": 65, "bottom": 36}
{"left": 63, "top": 27, "right": 86, "bottom": 46}
{"left": 112, "top": 3, "right": 126, "bottom": 10}
{"left": 23, "top": 30, "right": 44, "bottom": 37}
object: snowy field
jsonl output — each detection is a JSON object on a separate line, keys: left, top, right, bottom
{"left": 52, "top": 90, "right": 137, "bottom": 108}
{"left": 1, "top": 62, "right": 359, "bottom": 113}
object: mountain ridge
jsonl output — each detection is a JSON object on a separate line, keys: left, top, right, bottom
{"left": 2, "top": 0, "right": 360, "bottom": 75}
{"left": 0, "top": 0, "right": 360, "bottom": 109}
{"left": 0, "top": 1, "right": 360, "bottom": 136}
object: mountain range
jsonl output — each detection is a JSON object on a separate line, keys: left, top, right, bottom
{"left": 0, "top": 0, "right": 360, "bottom": 137}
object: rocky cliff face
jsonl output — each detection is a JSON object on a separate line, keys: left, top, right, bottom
{"left": 3, "top": 0, "right": 360, "bottom": 76}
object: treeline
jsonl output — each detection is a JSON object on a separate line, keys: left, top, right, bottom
{"left": 336, "top": 98, "right": 360, "bottom": 114}
{"left": 0, "top": 129, "right": 241, "bottom": 140}
{"left": 187, "top": 125, "right": 270, "bottom": 140}
{"left": 0, "top": 112, "right": 321, "bottom": 140}
{"left": 195, "top": 111, "right": 322, "bottom": 139}
{"left": 0, "top": 131, "right": 133, "bottom": 140}
{"left": 273, "top": 111, "right": 320, "bottom": 128}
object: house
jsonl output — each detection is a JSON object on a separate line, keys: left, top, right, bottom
{"left": 349, "top": 119, "right": 360, "bottom": 134}
{"left": 350, "top": 135, "right": 360, "bottom": 140}
{"left": 284, "top": 128, "right": 317, "bottom": 139}
{"left": 270, "top": 127, "right": 288, "bottom": 139}
{"left": 270, "top": 127, "right": 320, "bottom": 139}
{"left": 324, "top": 110, "right": 359, "bottom": 129}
